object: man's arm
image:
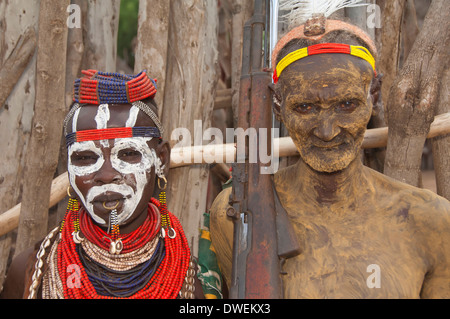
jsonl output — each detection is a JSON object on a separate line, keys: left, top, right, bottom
{"left": 419, "top": 197, "right": 450, "bottom": 298}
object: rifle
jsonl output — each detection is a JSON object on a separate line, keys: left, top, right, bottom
{"left": 227, "top": 0, "right": 301, "bottom": 299}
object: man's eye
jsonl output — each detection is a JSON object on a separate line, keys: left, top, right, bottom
{"left": 294, "top": 103, "right": 315, "bottom": 114}
{"left": 71, "top": 153, "right": 99, "bottom": 166}
{"left": 337, "top": 100, "right": 358, "bottom": 112}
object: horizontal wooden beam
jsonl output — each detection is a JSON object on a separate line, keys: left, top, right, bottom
{"left": 1, "top": 112, "right": 448, "bottom": 237}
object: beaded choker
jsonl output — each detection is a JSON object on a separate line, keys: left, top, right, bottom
{"left": 73, "top": 69, "right": 157, "bottom": 105}
{"left": 272, "top": 43, "right": 376, "bottom": 83}
{"left": 49, "top": 200, "right": 191, "bottom": 299}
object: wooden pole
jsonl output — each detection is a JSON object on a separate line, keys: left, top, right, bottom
{"left": 1, "top": 112, "right": 448, "bottom": 238}
{"left": 14, "top": 0, "right": 70, "bottom": 256}
{"left": 81, "top": 0, "right": 120, "bottom": 72}
{"left": 431, "top": 68, "right": 450, "bottom": 200}
{"left": 378, "top": 0, "right": 406, "bottom": 114}
{"left": 384, "top": 0, "right": 450, "bottom": 187}
{"left": 134, "top": 0, "right": 170, "bottom": 118}
{"left": 0, "top": 173, "right": 68, "bottom": 239}
{"left": 0, "top": 0, "right": 40, "bottom": 291}
{"left": 161, "top": 0, "right": 219, "bottom": 257}
{"left": 0, "top": 27, "right": 36, "bottom": 109}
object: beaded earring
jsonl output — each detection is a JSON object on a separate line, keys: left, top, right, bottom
{"left": 103, "top": 201, "right": 123, "bottom": 255}
{"left": 158, "top": 175, "right": 176, "bottom": 239}
{"left": 65, "top": 186, "right": 83, "bottom": 243}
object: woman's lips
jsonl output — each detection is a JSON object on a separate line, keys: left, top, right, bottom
{"left": 91, "top": 192, "right": 125, "bottom": 211}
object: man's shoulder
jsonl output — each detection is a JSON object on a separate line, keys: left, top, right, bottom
{"left": 367, "top": 167, "right": 450, "bottom": 235}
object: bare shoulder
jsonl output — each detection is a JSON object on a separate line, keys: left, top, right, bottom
{"left": 367, "top": 167, "right": 450, "bottom": 225}
{"left": 368, "top": 167, "right": 450, "bottom": 297}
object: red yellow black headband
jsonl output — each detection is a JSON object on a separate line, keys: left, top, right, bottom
{"left": 272, "top": 43, "right": 376, "bottom": 83}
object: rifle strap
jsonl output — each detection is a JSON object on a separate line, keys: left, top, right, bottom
{"left": 272, "top": 177, "right": 302, "bottom": 260}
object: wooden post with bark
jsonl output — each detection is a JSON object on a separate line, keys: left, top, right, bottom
{"left": 134, "top": 0, "right": 170, "bottom": 118}
{"left": 161, "top": 0, "right": 218, "bottom": 256}
{"left": 384, "top": 0, "right": 449, "bottom": 187}
{"left": 432, "top": 67, "right": 450, "bottom": 200}
{"left": 14, "top": 0, "right": 70, "bottom": 256}
{"left": 80, "top": 0, "right": 120, "bottom": 72}
{"left": 378, "top": 0, "right": 406, "bottom": 113}
{"left": 0, "top": 27, "right": 36, "bottom": 110}
{"left": 0, "top": 0, "right": 40, "bottom": 293}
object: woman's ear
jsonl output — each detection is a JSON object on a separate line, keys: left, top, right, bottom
{"left": 157, "top": 140, "right": 171, "bottom": 177}
{"left": 268, "top": 82, "right": 282, "bottom": 121}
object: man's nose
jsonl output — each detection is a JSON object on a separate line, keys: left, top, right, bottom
{"left": 313, "top": 116, "right": 341, "bottom": 141}
{"left": 94, "top": 157, "right": 122, "bottom": 185}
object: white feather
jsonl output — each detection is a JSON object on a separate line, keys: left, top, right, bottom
{"left": 279, "top": 0, "right": 369, "bottom": 27}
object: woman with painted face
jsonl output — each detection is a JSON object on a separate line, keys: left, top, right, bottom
{"left": 2, "top": 70, "right": 202, "bottom": 299}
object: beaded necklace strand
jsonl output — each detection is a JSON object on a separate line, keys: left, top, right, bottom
{"left": 56, "top": 199, "right": 190, "bottom": 299}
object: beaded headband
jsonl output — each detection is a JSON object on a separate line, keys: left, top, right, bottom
{"left": 63, "top": 101, "right": 164, "bottom": 147}
{"left": 272, "top": 19, "right": 378, "bottom": 68}
{"left": 272, "top": 42, "right": 376, "bottom": 83}
{"left": 73, "top": 69, "right": 157, "bottom": 104}
{"left": 64, "top": 70, "right": 165, "bottom": 147}
{"left": 65, "top": 126, "right": 161, "bottom": 147}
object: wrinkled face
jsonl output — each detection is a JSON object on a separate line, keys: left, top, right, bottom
{"left": 67, "top": 103, "right": 165, "bottom": 227}
{"left": 278, "top": 53, "right": 374, "bottom": 172}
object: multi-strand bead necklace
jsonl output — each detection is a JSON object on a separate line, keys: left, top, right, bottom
{"left": 47, "top": 199, "right": 190, "bottom": 299}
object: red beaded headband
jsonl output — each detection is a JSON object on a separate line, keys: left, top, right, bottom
{"left": 65, "top": 126, "right": 161, "bottom": 147}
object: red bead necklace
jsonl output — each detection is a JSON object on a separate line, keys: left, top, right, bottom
{"left": 79, "top": 203, "right": 160, "bottom": 253}
{"left": 57, "top": 199, "right": 190, "bottom": 299}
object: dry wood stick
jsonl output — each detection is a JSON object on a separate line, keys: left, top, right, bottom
{"left": 0, "top": 27, "right": 36, "bottom": 109}
{"left": 14, "top": 0, "right": 70, "bottom": 256}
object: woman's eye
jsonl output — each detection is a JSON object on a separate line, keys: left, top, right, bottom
{"left": 71, "top": 153, "right": 99, "bottom": 166}
{"left": 337, "top": 100, "right": 358, "bottom": 112}
{"left": 294, "top": 103, "right": 315, "bottom": 114}
{"left": 118, "top": 150, "right": 142, "bottom": 162}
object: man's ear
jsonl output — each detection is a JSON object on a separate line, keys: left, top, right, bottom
{"left": 370, "top": 73, "right": 383, "bottom": 117}
{"left": 268, "top": 82, "right": 282, "bottom": 121}
{"left": 157, "top": 140, "right": 171, "bottom": 177}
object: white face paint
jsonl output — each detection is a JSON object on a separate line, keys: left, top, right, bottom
{"left": 95, "top": 104, "right": 110, "bottom": 148}
{"left": 67, "top": 104, "right": 164, "bottom": 226}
